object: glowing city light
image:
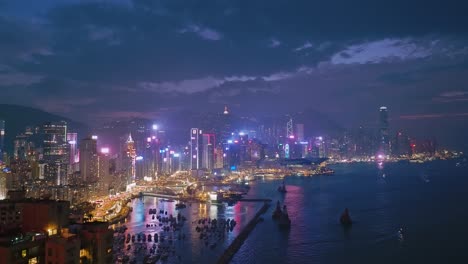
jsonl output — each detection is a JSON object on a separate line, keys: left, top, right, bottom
{"left": 101, "top": 147, "right": 110, "bottom": 154}
{"left": 68, "top": 140, "right": 76, "bottom": 145}
{"left": 91, "top": 135, "right": 98, "bottom": 140}
{"left": 152, "top": 124, "right": 158, "bottom": 130}
{"left": 136, "top": 156, "right": 143, "bottom": 161}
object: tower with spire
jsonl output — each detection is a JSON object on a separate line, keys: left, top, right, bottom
{"left": 126, "top": 133, "right": 136, "bottom": 182}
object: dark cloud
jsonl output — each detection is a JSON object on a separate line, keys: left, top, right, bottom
{"left": 0, "top": 0, "right": 468, "bottom": 147}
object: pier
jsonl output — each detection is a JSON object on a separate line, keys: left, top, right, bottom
{"left": 138, "top": 192, "right": 179, "bottom": 199}
{"left": 217, "top": 201, "right": 271, "bottom": 264}
{"left": 240, "top": 198, "right": 272, "bottom": 202}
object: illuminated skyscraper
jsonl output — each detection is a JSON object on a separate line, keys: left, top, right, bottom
{"left": 67, "top": 132, "right": 78, "bottom": 173}
{"left": 126, "top": 133, "right": 136, "bottom": 182}
{"left": 42, "top": 121, "right": 68, "bottom": 185}
{"left": 201, "top": 133, "right": 215, "bottom": 170}
{"left": 379, "top": 106, "right": 389, "bottom": 155}
{"left": 79, "top": 136, "right": 98, "bottom": 183}
{"left": 0, "top": 120, "right": 4, "bottom": 162}
{"left": 190, "top": 128, "right": 201, "bottom": 170}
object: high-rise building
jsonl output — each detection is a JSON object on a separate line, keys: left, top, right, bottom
{"left": 201, "top": 134, "right": 215, "bottom": 170}
{"left": 42, "top": 122, "right": 68, "bottom": 185}
{"left": 379, "top": 106, "right": 390, "bottom": 155}
{"left": 67, "top": 133, "right": 78, "bottom": 173}
{"left": 126, "top": 134, "right": 136, "bottom": 182}
{"left": 13, "top": 134, "right": 28, "bottom": 160}
{"left": 79, "top": 136, "right": 98, "bottom": 183}
{"left": 295, "top": 123, "right": 304, "bottom": 141}
{"left": 393, "top": 131, "right": 410, "bottom": 157}
{"left": 190, "top": 128, "right": 201, "bottom": 170}
{"left": 0, "top": 171, "right": 7, "bottom": 200}
{"left": 286, "top": 117, "right": 293, "bottom": 138}
{"left": 0, "top": 120, "right": 4, "bottom": 162}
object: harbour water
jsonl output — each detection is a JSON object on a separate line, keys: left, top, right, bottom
{"left": 121, "top": 196, "right": 262, "bottom": 263}
{"left": 121, "top": 160, "right": 468, "bottom": 263}
{"left": 233, "top": 160, "right": 468, "bottom": 264}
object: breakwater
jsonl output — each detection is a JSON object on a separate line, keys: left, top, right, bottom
{"left": 217, "top": 201, "right": 271, "bottom": 264}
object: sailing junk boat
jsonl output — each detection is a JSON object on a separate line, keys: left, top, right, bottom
{"left": 340, "top": 208, "right": 352, "bottom": 227}
{"left": 277, "top": 181, "right": 287, "bottom": 193}
{"left": 272, "top": 200, "right": 282, "bottom": 219}
{"left": 278, "top": 205, "right": 291, "bottom": 228}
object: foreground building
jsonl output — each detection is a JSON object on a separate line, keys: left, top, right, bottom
{"left": 0, "top": 190, "right": 113, "bottom": 264}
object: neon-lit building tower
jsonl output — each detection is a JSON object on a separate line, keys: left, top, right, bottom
{"left": 67, "top": 132, "right": 78, "bottom": 173}
{"left": 126, "top": 133, "right": 136, "bottom": 182}
{"left": 190, "top": 128, "right": 201, "bottom": 170}
{"left": 285, "top": 117, "right": 294, "bottom": 159}
{"left": 379, "top": 106, "right": 389, "bottom": 155}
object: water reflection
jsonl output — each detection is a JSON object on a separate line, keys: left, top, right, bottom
{"left": 122, "top": 196, "right": 262, "bottom": 263}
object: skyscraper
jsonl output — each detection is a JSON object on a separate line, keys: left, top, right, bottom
{"left": 295, "top": 123, "right": 304, "bottom": 141}
{"left": 0, "top": 120, "right": 5, "bottom": 162}
{"left": 201, "top": 133, "right": 215, "bottom": 170}
{"left": 79, "top": 136, "right": 98, "bottom": 183}
{"left": 379, "top": 106, "right": 389, "bottom": 155}
{"left": 190, "top": 128, "right": 201, "bottom": 170}
{"left": 126, "top": 133, "right": 136, "bottom": 182}
{"left": 42, "top": 121, "right": 68, "bottom": 185}
{"left": 67, "top": 132, "right": 78, "bottom": 173}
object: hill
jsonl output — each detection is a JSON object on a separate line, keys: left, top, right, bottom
{"left": 0, "top": 104, "right": 87, "bottom": 152}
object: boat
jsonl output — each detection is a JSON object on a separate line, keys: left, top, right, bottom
{"left": 272, "top": 201, "right": 282, "bottom": 219}
{"left": 340, "top": 208, "right": 352, "bottom": 227}
{"left": 277, "top": 181, "right": 287, "bottom": 193}
{"left": 278, "top": 205, "right": 291, "bottom": 228}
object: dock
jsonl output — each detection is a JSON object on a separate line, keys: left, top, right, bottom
{"left": 217, "top": 201, "right": 271, "bottom": 264}
{"left": 239, "top": 198, "right": 272, "bottom": 202}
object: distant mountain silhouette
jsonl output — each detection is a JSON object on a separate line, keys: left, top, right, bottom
{"left": 0, "top": 104, "right": 87, "bottom": 153}
{"left": 293, "top": 107, "right": 345, "bottom": 137}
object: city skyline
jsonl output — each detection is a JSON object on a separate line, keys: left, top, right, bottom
{"left": 1, "top": 2, "right": 467, "bottom": 264}
{"left": 0, "top": 0, "right": 468, "bottom": 149}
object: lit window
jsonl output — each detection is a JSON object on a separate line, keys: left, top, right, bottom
{"left": 28, "top": 257, "right": 38, "bottom": 264}
{"left": 22, "top": 249, "right": 27, "bottom": 258}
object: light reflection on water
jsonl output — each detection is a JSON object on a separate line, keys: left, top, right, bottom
{"left": 122, "top": 196, "right": 262, "bottom": 263}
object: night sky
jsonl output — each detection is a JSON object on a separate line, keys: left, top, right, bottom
{"left": 1, "top": 0, "right": 468, "bottom": 148}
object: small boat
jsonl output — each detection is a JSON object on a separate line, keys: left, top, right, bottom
{"left": 278, "top": 205, "right": 291, "bottom": 228}
{"left": 272, "top": 201, "right": 282, "bottom": 219}
{"left": 277, "top": 181, "right": 287, "bottom": 193}
{"left": 340, "top": 208, "right": 352, "bottom": 227}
